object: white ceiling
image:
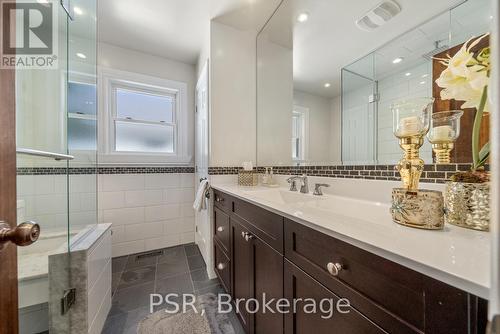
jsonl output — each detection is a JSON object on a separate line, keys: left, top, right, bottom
{"left": 96, "top": 0, "right": 488, "bottom": 97}
{"left": 97, "top": 0, "right": 280, "bottom": 65}
{"left": 346, "top": 0, "right": 491, "bottom": 85}
{"left": 287, "top": 0, "right": 468, "bottom": 98}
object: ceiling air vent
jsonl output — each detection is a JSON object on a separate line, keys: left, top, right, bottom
{"left": 356, "top": 0, "right": 401, "bottom": 32}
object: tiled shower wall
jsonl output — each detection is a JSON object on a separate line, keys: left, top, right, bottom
{"left": 98, "top": 172, "right": 196, "bottom": 257}
{"left": 17, "top": 173, "right": 97, "bottom": 233}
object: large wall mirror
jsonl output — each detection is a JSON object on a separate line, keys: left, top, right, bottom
{"left": 256, "top": 0, "right": 492, "bottom": 167}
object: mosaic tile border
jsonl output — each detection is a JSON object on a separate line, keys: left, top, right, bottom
{"left": 208, "top": 164, "right": 489, "bottom": 184}
{"left": 17, "top": 166, "right": 195, "bottom": 175}
{"left": 18, "top": 164, "right": 487, "bottom": 183}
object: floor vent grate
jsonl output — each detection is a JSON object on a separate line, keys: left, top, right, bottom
{"left": 136, "top": 250, "right": 163, "bottom": 259}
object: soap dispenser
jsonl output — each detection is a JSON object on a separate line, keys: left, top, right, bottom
{"left": 262, "top": 167, "right": 269, "bottom": 185}
{"left": 267, "top": 167, "right": 280, "bottom": 187}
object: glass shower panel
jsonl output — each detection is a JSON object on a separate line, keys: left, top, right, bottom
{"left": 15, "top": 2, "right": 71, "bottom": 333}
{"left": 341, "top": 62, "right": 377, "bottom": 165}
{"left": 68, "top": 0, "right": 98, "bottom": 237}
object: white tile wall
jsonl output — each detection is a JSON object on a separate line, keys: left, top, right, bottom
{"left": 98, "top": 173, "right": 196, "bottom": 257}
{"left": 377, "top": 62, "right": 434, "bottom": 164}
{"left": 17, "top": 174, "right": 98, "bottom": 233}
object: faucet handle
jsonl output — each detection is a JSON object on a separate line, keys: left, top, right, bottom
{"left": 287, "top": 177, "right": 298, "bottom": 191}
{"left": 313, "top": 183, "right": 330, "bottom": 196}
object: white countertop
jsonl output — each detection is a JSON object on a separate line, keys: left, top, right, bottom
{"left": 211, "top": 183, "right": 490, "bottom": 299}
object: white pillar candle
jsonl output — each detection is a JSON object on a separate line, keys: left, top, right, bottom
{"left": 431, "top": 125, "right": 455, "bottom": 142}
{"left": 398, "top": 116, "right": 422, "bottom": 136}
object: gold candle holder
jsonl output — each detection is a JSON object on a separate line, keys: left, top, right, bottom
{"left": 396, "top": 136, "right": 425, "bottom": 190}
{"left": 392, "top": 98, "right": 434, "bottom": 191}
{"left": 427, "top": 111, "right": 463, "bottom": 164}
{"left": 390, "top": 98, "right": 445, "bottom": 230}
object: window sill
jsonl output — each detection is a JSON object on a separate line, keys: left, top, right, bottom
{"left": 97, "top": 153, "right": 193, "bottom": 166}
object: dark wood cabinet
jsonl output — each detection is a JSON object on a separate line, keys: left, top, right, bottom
{"left": 214, "top": 207, "right": 230, "bottom": 253}
{"left": 213, "top": 189, "right": 488, "bottom": 334}
{"left": 284, "top": 259, "right": 387, "bottom": 334}
{"left": 231, "top": 218, "right": 253, "bottom": 333}
{"left": 253, "top": 235, "right": 283, "bottom": 334}
{"left": 231, "top": 216, "right": 284, "bottom": 334}
{"left": 214, "top": 239, "right": 231, "bottom": 293}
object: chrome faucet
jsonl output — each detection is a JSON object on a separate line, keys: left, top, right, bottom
{"left": 313, "top": 183, "right": 330, "bottom": 196}
{"left": 286, "top": 174, "right": 309, "bottom": 193}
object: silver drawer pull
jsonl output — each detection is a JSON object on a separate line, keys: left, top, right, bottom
{"left": 215, "top": 197, "right": 225, "bottom": 203}
{"left": 241, "top": 231, "right": 247, "bottom": 238}
{"left": 217, "top": 226, "right": 224, "bottom": 232}
{"left": 217, "top": 262, "right": 227, "bottom": 270}
{"left": 327, "top": 262, "right": 343, "bottom": 276}
{"left": 244, "top": 233, "right": 254, "bottom": 242}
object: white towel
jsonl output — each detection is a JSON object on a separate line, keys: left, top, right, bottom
{"left": 193, "top": 179, "right": 209, "bottom": 212}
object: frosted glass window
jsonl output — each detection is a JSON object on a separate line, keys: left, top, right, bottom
{"left": 115, "top": 121, "right": 174, "bottom": 153}
{"left": 69, "top": 82, "right": 96, "bottom": 116}
{"left": 116, "top": 88, "right": 174, "bottom": 123}
{"left": 112, "top": 85, "right": 177, "bottom": 154}
{"left": 68, "top": 119, "right": 96, "bottom": 151}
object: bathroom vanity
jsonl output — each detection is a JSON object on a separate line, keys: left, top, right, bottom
{"left": 211, "top": 187, "right": 488, "bottom": 334}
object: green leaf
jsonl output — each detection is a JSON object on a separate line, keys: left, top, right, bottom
{"left": 476, "top": 142, "right": 490, "bottom": 168}
{"left": 472, "top": 87, "right": 488, "bottom": 170}
{"left": 479, "top": 142, "right": 490, "bottom": 160}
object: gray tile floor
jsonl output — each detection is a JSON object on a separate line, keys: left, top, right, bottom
{"left": 103, "top": 243, "right": 244, "bottom": 334}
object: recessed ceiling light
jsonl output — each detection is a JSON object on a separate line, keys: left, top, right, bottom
{"left": 422, "top": 74, "right": 429, "bottom": 78}
{"left": 76, "top": 53, "right": 87, "bottom": 59}
{"left": 74, "top": 6, "right": 83, "bottom": 15}
{"left": 490, "top": 15, "right": 494, "bottom": 20}
{"left": 420, "top": 81, "right": 426, "bottom": 85}
{"left": 392, "top": 57, "right": 404, "bottom": 64}
{"left": 324, "top": 83, "right": 331, "bottom": 88}
{"left": 405, "top": 72, "right": 411, "bottom": 77}
{"left": 297, "top": 12, "right": 309, "bottom": 23}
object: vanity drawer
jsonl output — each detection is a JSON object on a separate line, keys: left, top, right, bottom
{"left": 214, "top": 239, "right": 231, "bottom": 294}
{"left": 233, "top": 197, "right": 284, "bottom": 253}
{"left": 214, "top": 207, "right": 230, "bottom": 253}
{"left": 284, "top": 219, "right": 424, "bottom": 333}
{"left": 214, "top": 190, "right": 233, "bottom": 213}
{"left": 284, "top": 260, "right": 387, "bottom": 334}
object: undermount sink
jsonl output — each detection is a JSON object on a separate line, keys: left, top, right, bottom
{"left": 241, "top": 187, "right": 390, "bottom": 224}
{"left": 243, "top": 188, "right": 321, "bottom": 205}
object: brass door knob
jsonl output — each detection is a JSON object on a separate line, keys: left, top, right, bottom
{"left": 0, "top": 221, "right": 40, "bottom": 249}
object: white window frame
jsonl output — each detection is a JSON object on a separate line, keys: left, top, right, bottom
{"left": 99, "top": 68, "right": 191, "bottom": 165}
{"left": 292, "top": 105, "right": 310, "bottom": 162}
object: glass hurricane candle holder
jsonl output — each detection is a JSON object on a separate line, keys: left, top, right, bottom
{"left": 392, "top": 97, "right": 434, "bottom": 191}
{"left": 427, "top": 110, "right": 463, "bottom": 164}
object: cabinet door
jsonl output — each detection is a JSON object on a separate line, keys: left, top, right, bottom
{"left": 284, "top": 260, "right": 387, "bottom": 334}
{"left": 231, "top": 219, "right": 253, "bottom": 333}
{"left": 253, "top": 237, "right": 284, "bottom": 334}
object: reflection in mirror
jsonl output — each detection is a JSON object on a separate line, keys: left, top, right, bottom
{"left": 257, "top": 0, "right": 491, "bottom": 167}
{"left": 342, "top": 0, "right": 491, "bottom": 165}
{"left": 257, "top": 0, "right": 341, "bottom": 167}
